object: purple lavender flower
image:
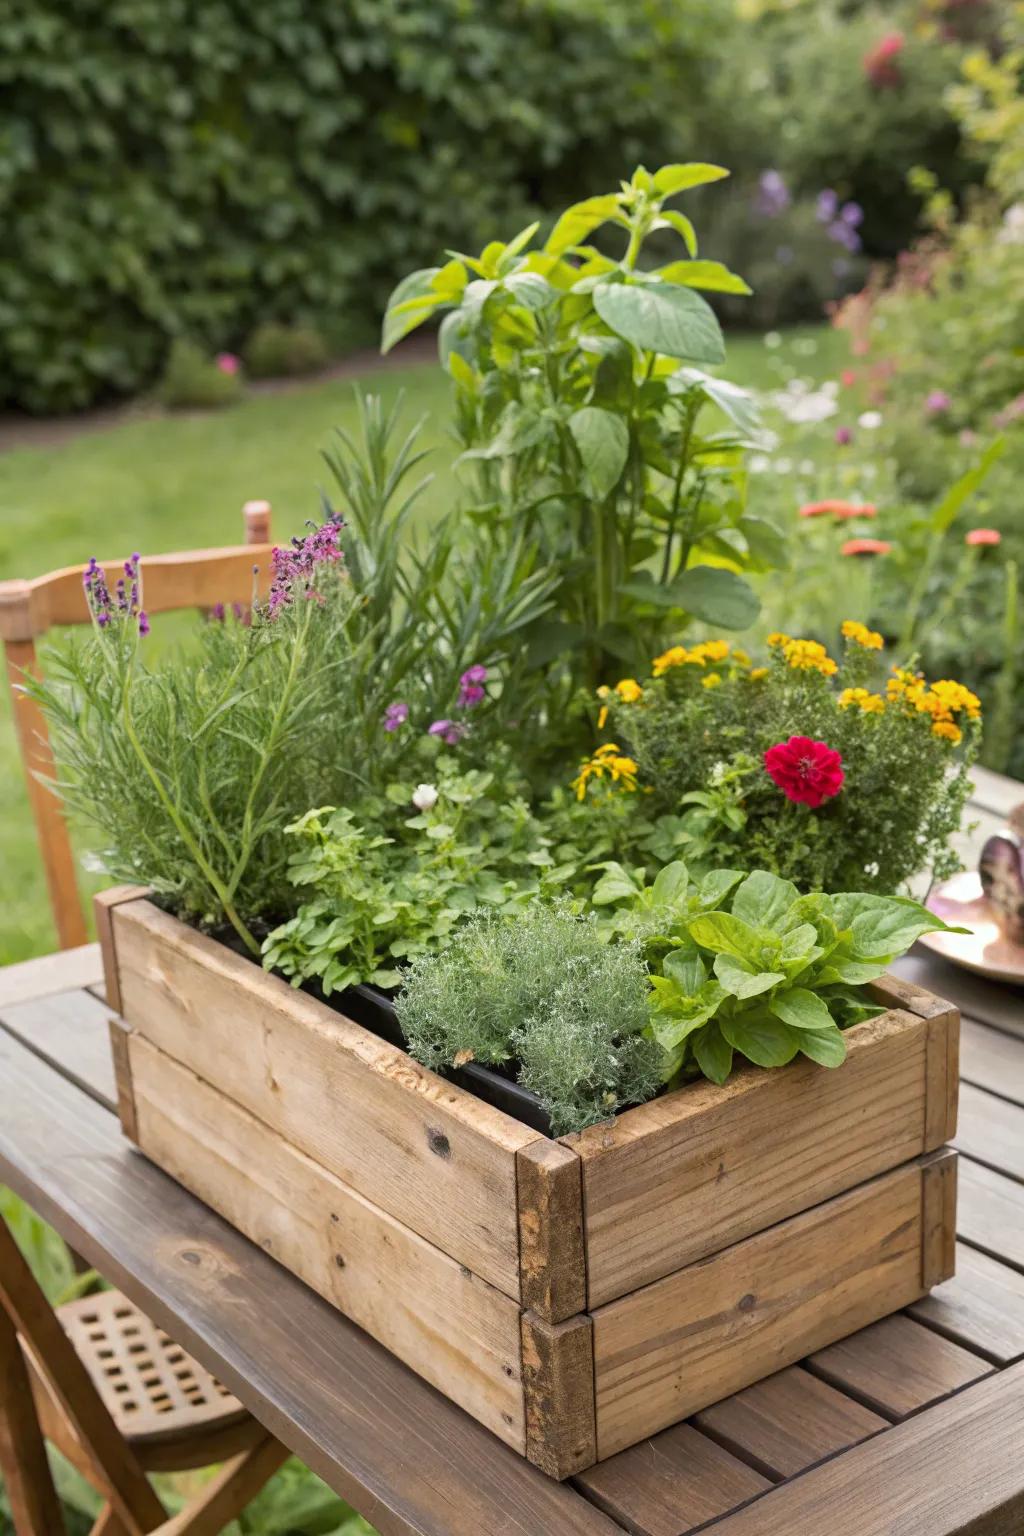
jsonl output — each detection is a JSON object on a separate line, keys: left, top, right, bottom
{"left": 428, "top": 719, "right": 467, "bottom": 746}
{"left": 755, "top": 170, "right": 790, "bottom": 219}
{"left": 457, "top": 663, "right": 488, "bottom": 709}
{"left": 816, "top": 188, "right": 839, "bottom": 224}
{"left": 266, "top": 517, "right": 345, "bottom": 617}
{"left": 138, "top": 611, "right": 150, "bottom": 636}
{"left": 383, "top": 701, "right": 409, "bottom": 732}
{"left": 83, "top": 552, "right": 148, "bottom": 634}
{"left": 828, "top": 219, "right": 862, "bottom": 254}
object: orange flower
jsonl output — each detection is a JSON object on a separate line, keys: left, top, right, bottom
{"left": 841, "top": 538, "right": 892, "bottom": 557}
{"left": 799, "top": 499, "right": 877, "bottom": 520}
{"left": 965, "top": 528, "right": 1001, "bottom": 547}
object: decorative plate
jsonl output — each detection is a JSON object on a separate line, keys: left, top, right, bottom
{"left": 922, "top": 870, "right": 1024, "bottom": 985}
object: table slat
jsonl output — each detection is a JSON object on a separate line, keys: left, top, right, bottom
{"left": 961, "top": 1020, "right": 1024, "bottom": 1110}
{"left": 909, "top": 1244, "right": 1024, "bottom": 1365}
{"left": 691, "top": 1366, "right": 886, "bottom": 1481}
{"left": 959, "top": 1158, "right": 1024, "bottom": 1270}
{"left": 0, "top": 988, "right": 117, "bottom": 1111}
{"left": 0, "top": 1021, "right": 623, "bottom": 1536}
{"left": 0, "top": 944, "right": 103, "bottom": 1008}
{"left": 807, "top": 1315, "right": 992, "bottom": 1419}
{"left": 956, "top": 1082, "right": 1024, "bottom": 1182}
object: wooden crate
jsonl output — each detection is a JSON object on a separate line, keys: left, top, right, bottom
{"left": 98, "top": 891, "right": 959, "bottom": 1477}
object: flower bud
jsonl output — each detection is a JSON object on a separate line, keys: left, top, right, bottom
{"left": 412, "top": 783, "right": 439, "bottom": 812}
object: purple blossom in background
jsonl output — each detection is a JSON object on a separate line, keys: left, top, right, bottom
{"left": 816, "top": 189, "right": 839, "bottom": 223}
{"left": 383, "top": 701, "right": 409, "bottom": 732}
{"left": 138, "top": 611, "right": 150, "bottom": 636}
{"left": 83, "top": 553, "right": 148, "bottom": 635}
{"left": 819, "top": 192, "right": 864, "bottom": 253}
{"left": 926, "top": 389, "right": 952, "bottom": 415}
{"left": 835, "top": 426, "right": 853, "bottom": 445}
{"left": 755, "top": 170, "right": 791, "bottom": 219}
{"left": 428, "top": 718, "right": 467, "bottom": 746}
{"left": 267, "top": 518, "right": 344, "bottom": 616}
{"left": 457, "top": 663, "right": 488, "bottom": 709}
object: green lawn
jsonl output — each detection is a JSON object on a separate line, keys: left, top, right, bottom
{"left": 0, "top": 324, "right": 845, "bottom": 963}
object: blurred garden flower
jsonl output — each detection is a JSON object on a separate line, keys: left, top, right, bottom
{"left": 764, "top": 736, "right": 844, "bottom": 808}
{"left": 267, "top": 519, "right": 344, "bottom": 616}
{"left": 383, "top": 701, "right": 409, "bottom": 732}
{"left": 965, "top": 528, "right": 1001, "bottom": 547}
{"left": 994, "top": 394, "right": 1024, "bottom": 428}
{"left": 412, "top": 783, "right": 439, "bottom": 812}
{"left": 858, "top": 410, "right": 883, "bottom": 430}
{"left": 428, "top": 718, "right": 466, "bottom": 746}
{"left": 799, "top": 499, "right": 876, "bottom": 520}
{"left": 841, "top": 537, "right": 892, "bottom": 557}
{"left": 841, "top": 369, "right": 857, "bottom": 388}
{"left": 835, "top": 426, "right": 853, "bottom": 445}
{"left": 959, "top": 429, "right": 979, "bottom": 448}
{"left": 925, "top": 390, "right": 952, "bottom": 415}
{"left": 816, "top": 189, "right": 839, "bottom": 223}
{"left": 771, "top": 379, "right": 839, "bottom": 424}
{"left": 864, "top": 32, "right": 904, "bottom": 88}
{"left": 457, "top": 663, "right": 488, "bottom": 709}
{"left": 216, "top": 352, "right": 240, "bottom": 376}
{"left": 755, "top": 170, "right": 791, "bottom": 218}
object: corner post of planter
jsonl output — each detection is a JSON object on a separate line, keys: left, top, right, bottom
{"left": 920, "top": 1146, "right": 957, "bottom": 1289}
{"left": 516, "top": 1140, "right": 586, "bottom": 1323}
{"left": 520, "top": 1310, "right": 596, "bottom": 1479}
{"left": 94, "top": 886, "right": 150, "bottom": 1145}
{"left": 870, "top": 973, "right": 960, "bottom": 1148}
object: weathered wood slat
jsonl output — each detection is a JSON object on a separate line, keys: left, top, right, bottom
{"left": 516, "top": 1141, "right": 586, "bottom": 1324}
{"left": 698, "top": 1362, "right": 1024, "bottom": 1536}
{"left": 958, "top": 1157, "right": 1024, "bottom": 1269}
{"left": 692, "top": 1366, "right": 887, "bottom": 1481}
{"left": 956, "top": 1082, "right": 1024, "bottom": 1182}
{"left": 807, "top": 1314, "right": 992, "bottom": 1419}
{"left": 575, "top": 1423, "right": 771, "bottom": 1536}
{"left": 568, "top": 1008, "right": 947, "bottom": 1309}
{"left": 910, "top": 1243, "right": 1024, "bottom": 1365}
{"left": 591, "top": 1155, "right": 950, "bottom": 1459}
{"left": 113, "top": 900, "right": 538, "bottom": 1300}
{"left": 0, "top": 944, "right": 102, "bottom": 1008}
{"left": 520, "top": 1312, "right": 595, "bottom": 1479}
{"left": 0, "top": 988, "right": 117, "bottom": 1111}
{"left": 0, "top": 1027, "right": 622, "bottom": 1536}
{"left": 961, "top": 1019, "right": 1024, "bottom": 1109}
{"left": 127, "top": 1034, "right": 527, "bottom": 1452}
{"left": 893, "top": 951, "right": 1024, "bottom": 1042}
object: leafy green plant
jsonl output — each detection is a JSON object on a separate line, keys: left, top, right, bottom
{"left": 383, "top": 163, "right": 787, "bottom": 687}
{"left": 593, "top": 860, "right": 961, "bottom": 1084}
{"left": 158, "top": 340, "right": 243, "bottom": 410}
{"left": 395, "top": 903, "right": 661, "bottom": 1135}
{"left": 244, "top": 324, "right": 329, "bottom": 379}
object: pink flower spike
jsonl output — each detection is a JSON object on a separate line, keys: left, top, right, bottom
{"left": 216, "top": 352, "right": 240, "bottom": 376}
{"left": 966, "top": 528, "right": 1001, "bottom": 547}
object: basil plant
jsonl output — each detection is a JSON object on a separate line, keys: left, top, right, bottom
{"left": 382, "top": 164, "right": 787, "bottom": 688}
{"left": 592, "top": 861, "right": 964, "bottom": 1085}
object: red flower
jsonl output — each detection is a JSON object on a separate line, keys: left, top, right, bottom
{"left": 841, "top": 537, "right": 892, "bottom": 557}
{"left": 801, "top": 499, "right": 877, "bottom": 521}
{"left": 764, "top": 737, "right": 845, "bottom": 809}
{"left": 864, "top": 31, "right": 904, "bottom": 88}
{"left": 966, "top": 528, "right": 1001, "bottom": 547}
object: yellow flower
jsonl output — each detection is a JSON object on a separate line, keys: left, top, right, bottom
{"left": 690, "top": 639, "right": 731, "bottom": 665}
{"left": 702, "top": 671, "right": 722, "bottom": 689}
{"left": 597, "top": 705, "right": 609, "bottom": 729}
{"left": 732, "top": 648, "right": 751, "bottom": 666}
{"left": 766, "top": 631, "right": 790, "bottom": 648}
{"left": 571, "top": 743, "right": 640, "bottom": 801}
{"left": 652, "top": 645, "right": 689, "bottom": 677}
{"left": 887, "top": 667, "right": 926, "bottom": 708}
{"left": 932, "top": 719, "right": 963, "bottom": 745}
{"left": 781, "top": 637, "right": 838, "bottom": 677}
{"left": 841, "top": 620, "right": 884, "bottom": 650}
{"left": 930, "top": 679, "right": 982, "bottom": 719}
{"left": 749, "top": 667, "right": 768, "bottom": 681}
{"left": 838, "top": 687, "right": 885, "bottom": 714}
{"left": 614, "top": 677, "right": 643, "bottom": 703}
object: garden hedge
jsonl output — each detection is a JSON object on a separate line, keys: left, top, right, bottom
{"left": 0, "top": 0, "right": 720, "bottom": 412}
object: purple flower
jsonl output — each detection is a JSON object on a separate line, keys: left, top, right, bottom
{"left": 138, "top": 611, "right": 150, "bottom": 636}
{"left": 828, "top": 219, "right": 862, "bottom": 254}
{"left": 428, "top": 718, "right": 467, "bottom": 746}
{"left": 266, "top": 517, "right": 345, "bottom": 617}
{"left": 816, "top": 189, "right": 839, "bottom": 224}
{"left": 83, "top": 551, "right": 147, "bottom": 633}
{"left": 457, "top": 663, "right": 488, "bottom": 709}
{"left": 926, "top": 389, "right": 952, "bottom": 415}
{"left": 835, "top": 426, "right": 853, "bottom": 445}
{"left": 383, "top": 701, "right": 409, "bottom": 732}
{"left": 755, "top": 170, "right": 791, "bottom": 219}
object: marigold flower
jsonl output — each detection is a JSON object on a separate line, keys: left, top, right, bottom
{"left": 781, "top": 637, "right": 838, "bottom": 676}
{"left": 766, "top": 632, "right": 790, "bottom": 648}
{"left": 733, "top": 648, "right": 751, "bottom": 666}
{"left": 764, "top": 736, "right": 845, "bottom": 809}
{"left": 841, "top": 620, "right": 884, "bottom": 650}
{"left": 932, "top": 720, "right": 963, "bottom": 745}
{"left": 652, "top": 645, "right": 689, "bottom": 677}
{"left": 614, "top": 678, "right": 643, "bottom": 703}
{"left": 930, "top": 679, "right": 982, "bottom": 719}
{"left": 966, "top": 528, "right": 1001, "bottom": 547}
{"left": 571, "top": 742, "right": 640, "bottom": 801}
{"left": 841, "top": 538, "right": 892, "bottom": 557}
{"left": 702, "top": 672, "right": 722, "bottom": 689}
{"left": 749, "top": 667, "right": 769, "bottom": 681}
{"left": 839, "top": 686, "right": 885, "bottom": 713}
{"left": 691, "top": 639, "right": 731, "bottom": 664}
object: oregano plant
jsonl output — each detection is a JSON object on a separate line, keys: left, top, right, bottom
{"left": 382, "top": 163, "right": 787, "bottom": 686}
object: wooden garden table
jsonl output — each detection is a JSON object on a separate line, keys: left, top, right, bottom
{"left": 3, "top": 765, "right": 1024, "bottom": 1536}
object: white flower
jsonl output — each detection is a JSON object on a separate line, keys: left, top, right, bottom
{"left": 858, "top": 410, "right": 883, "bottom": 430}
{"left": 749, "top": 453, "right": 771, "bottom": 473}
{"left": 999, "top": 204, "right": 1024, "bottom": 245}
{"left": 769, "top": 380, "right": 838, "bottom": 425}
{"left": 412, "top": 783, "right": 439, "bottom": 812}
{"left": 764, "top": 331, "right": 782, "bottom": 349}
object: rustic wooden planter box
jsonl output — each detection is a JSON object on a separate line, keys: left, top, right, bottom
{"left": 97, "top": 890, "right": 960, "bottom": 1478}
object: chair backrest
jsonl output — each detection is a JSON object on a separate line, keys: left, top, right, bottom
{"left": 0, "top": 1215, "right": 167, "bottom": 1535}
{"left": 0, "top": 501, "right": 274, "bottom": 950}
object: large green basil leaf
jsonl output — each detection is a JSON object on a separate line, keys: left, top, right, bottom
{"left": 569, "top": 406, "right": 630, "bottom": 500}
{"left": 721, "top": 1013, "right": 800, "bottom": 1068}
{"left": 665, "top": 566, "right": 761, "bottom": 629}
{"left": 687, "top": 910, "right": 763, "bottom": 961}
{"left": 714, "top": 953, "right": 785, "bottom": 1000}
{"left": 697, "top": 868, "right": 746, "bottom": 909}
{"left": 662, "top": 947, "right": 706, "bottom": 995}
{"left": 798, "top": 1025, "right": 848, "bottom": 1068}
{"left": 591, "top": 861, "right": 644, "bottom": 907}
{"left": 593, "top": 280, "right": 725, "bottom": 364}
{"left": 770, "top": 987, "right": 836, "bottom": 1032}
{"left": 732, "top": 871, "right": 799, "bottom": 930}
{"left": 651, "top": 861, "right": 690, "bottom": 909}
{"left": 693, "top": 1021, "right": 734, "bottom": 1084}
{"left": 544, "top": 194, "right": 624, "bottom": 256}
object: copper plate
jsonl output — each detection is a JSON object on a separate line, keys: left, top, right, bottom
{"left": 922, "top": 870, "right": 1024, "bottom": 984}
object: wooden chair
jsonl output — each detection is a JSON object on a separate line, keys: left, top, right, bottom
{"left": 0, "top": 502, "right": 274, "bottom": 951}
{"left": 0, "top": 1215, "right": 289, "bottom": 1535}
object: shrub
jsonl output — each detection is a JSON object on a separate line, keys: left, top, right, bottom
{"left": 244, "top": 324, "right": 330, "bottom": 380}
{"left": 157, "top": 340, "right": 243, "bottom": 411}
{"left": 0, "top": 0, "right": 724, "bottom": 413}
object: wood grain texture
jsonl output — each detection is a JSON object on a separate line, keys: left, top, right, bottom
{"left": 693, "top": 1366, "right": 887, "bottom": 1481}
{"left": 128, "top": 1034, "right": 527, "bottom": 1452}
{"left": 922, "top": 1147, "right": 958, "bottom": 1289}
{"left": 961, "top": 1019, "right": 1024, "bottom": 1109}
{"left": 910, "top": 1243, "right": 1024, "bottom": 1364}
{"left": 0, "top": 1294, "right": 65, "bottom": 1536}
{"left": 0, "top": 987, "right": 117, "bottom": 1111}
{"left": 575, "top": 1423, "right": 770, "bottom": 1536}
{"left": 808, "top": 1314, "right": 992, "bottom": 1420}
{"left": 517, "top": 1141, "right": 586, "bottom": 1323}
{"left": 114, "top": 900, "right": 538, "bottom": 1299}
{"left": 893, "top": 950, "right": 1024, "bottom": 1043}
{"left": 956, "top": 1083, "right": 1024, "bottom": 1182}
{"left": 958, "top": 1157, "right": 1024, "bottom": 1269}
{"left": 0, "top": 1026, "right": 623, "bottom": 1536}
{"left": 0, "top": 944, "right": 102, "bottom": 1008}
{"left": 591, "top": 1158, "right": 936, "bottom": 1459}
{"left": 702, "top": 1361, "right": 1024, "bottom": 1536}
{"left": 520, "top": 1312, "right": 595, "bottom": 1478}
{"left": 93, "top": 886, "right": 150, "bottom": 1015}
{"left": 109, "top": 1017, "right": 138, "bottom": 1142}
{"left": 568, "top": 1008, "right": 940, "bottom": 1309}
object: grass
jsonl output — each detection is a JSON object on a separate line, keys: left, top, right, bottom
{"left": 0, "top": 324, "right": 846, "bottom": 963}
